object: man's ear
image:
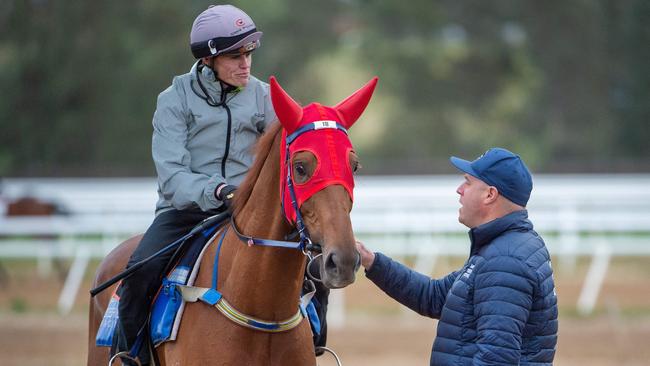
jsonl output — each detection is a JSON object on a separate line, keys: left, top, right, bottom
{"left": 484, "top": 186, "right": 500, "bottom": 205}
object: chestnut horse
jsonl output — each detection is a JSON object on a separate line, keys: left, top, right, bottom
{"left": 87, "top": 76, "right": 378, "bottom": 365}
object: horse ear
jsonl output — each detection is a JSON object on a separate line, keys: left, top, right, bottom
{"left": 334, "top": 77, "right": 378, "bottom": 129}
{"left": 270, "top": 76, "right": 303, "bottom": 134}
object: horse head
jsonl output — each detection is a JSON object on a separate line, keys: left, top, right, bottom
{"left": 270, "top": 76, "right": 378, "bottom": 289}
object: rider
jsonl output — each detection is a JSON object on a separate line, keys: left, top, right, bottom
{"left": 114, "top": 4, "right": 275, "bottom": 364}
{"left": 115, "top": 5, "right": 329, "bottom": 364}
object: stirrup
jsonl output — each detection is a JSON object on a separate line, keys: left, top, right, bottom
{"left": 108, "top": 351, "right": 142, "bottom": 366}
{"left": 316, "top": 346, "right": 342, "bottom": 366}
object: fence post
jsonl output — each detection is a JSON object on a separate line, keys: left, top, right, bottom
{"left": 558, "top": 203, "right": 579, "bottom": 273}
{"left": 37, "top": 243, "right": 53, "bottom": 278}
{"left": 577, "top": 241, "right": 611, "bottom": 316}
{"left": 58, "top": 245, "right": 90, "bottom": 315}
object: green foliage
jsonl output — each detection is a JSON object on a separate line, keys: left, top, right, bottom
{"left": 0, "top": 0, "right": 648, "bottom": 176}
{"left": 11, "top": 297, "right": 27, "bottom": 313}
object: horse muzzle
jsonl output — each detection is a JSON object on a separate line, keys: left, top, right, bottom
{"left": 319, "top": 247, "right": 360, "bottom": 289}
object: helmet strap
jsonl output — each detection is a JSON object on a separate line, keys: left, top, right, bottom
{"left": 199, "top": 57, "right": 218, "bottom": 82}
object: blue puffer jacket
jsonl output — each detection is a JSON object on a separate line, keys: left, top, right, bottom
{"left": 366, "top": 210, "right": 558, "bottom": 365}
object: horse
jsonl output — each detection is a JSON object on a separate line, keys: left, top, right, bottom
{"left": 3, "top": 195, "right": 69, "bottom": 283}
{"left": 6, "top": 196, "right": 60, "bottom": 216}
{"left": 87, "top": 76, "right": 378, "bottom": 365}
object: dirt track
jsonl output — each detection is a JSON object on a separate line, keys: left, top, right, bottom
{"left": 1, "top": 257, "right": 649, "bottom": 365}
{"left": 1, "top": 313, "right": 650, "bottom": 365}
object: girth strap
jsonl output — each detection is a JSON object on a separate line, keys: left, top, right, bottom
{"left": 177, "top": 285, "right": 306, "bottom": 333}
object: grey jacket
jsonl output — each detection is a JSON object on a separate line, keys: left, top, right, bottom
{"left": 152, "top": 62, "right": 276, "bottom": 214}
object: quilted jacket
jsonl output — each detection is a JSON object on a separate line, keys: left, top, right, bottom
{"left": 366, "top": 210, "right": 558, "bottom": 365}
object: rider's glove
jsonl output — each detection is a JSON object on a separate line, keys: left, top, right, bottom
{"left": 216, "top": 183, "right": 237, "bottom": 210}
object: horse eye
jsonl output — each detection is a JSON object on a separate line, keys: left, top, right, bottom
{"left": 352, "top": 161, "right": 361, "bottom": 173}
{"left": 295, "top": 163, "right": 306, "bottom": 176}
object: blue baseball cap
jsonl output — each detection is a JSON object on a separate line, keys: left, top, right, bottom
{"left": 450, "top": 147, "right": 533, "bottom": 206}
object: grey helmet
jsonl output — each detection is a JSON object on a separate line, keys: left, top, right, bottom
{"left": 190, "top": 5, "right": 263, "bottom": 59}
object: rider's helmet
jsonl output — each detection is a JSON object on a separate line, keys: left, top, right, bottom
{"left": 190, "top": 5, "right": 263, "bottom": 59}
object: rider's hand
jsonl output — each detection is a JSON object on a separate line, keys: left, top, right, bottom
{"left": 216, "top": 184, "right": 237, "bottom": 210}
{"left": 355, "top": 240, "right": 376, "bottom": 270}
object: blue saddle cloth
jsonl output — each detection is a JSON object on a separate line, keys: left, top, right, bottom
{"left": 95, "top": 223, "right": 220, "bottom": 347}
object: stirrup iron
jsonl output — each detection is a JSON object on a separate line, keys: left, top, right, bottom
{"left": 108, "top": 351, "right": 142, "bottom": 366}
{"left": 316, "top": 346, "right": 342, "bottom": 366}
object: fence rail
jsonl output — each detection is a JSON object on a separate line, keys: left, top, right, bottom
{"left": 1, "top": 175, "right": 649, "bottom": 316}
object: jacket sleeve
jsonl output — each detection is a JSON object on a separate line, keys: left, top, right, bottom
{"left": 152, "top": 81, "right": 225, "bottom": 211}
{"left": 365, "top": 252, "right": 460, "bottom": 318}
{"left": 473, "top": 256, "right": 535, "bottom": 365}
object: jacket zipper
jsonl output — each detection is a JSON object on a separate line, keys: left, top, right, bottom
{"left": 221, "top": 103, "right": 232, "bottom": 177}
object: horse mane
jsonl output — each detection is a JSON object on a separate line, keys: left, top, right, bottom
{"left": 232, "top": 121, "right": 283, "bottom": 216}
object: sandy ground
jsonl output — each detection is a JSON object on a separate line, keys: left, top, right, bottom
{"left": 1, "top": 257, "right": 649, "bottom": 365}
{"left": 1, "top": 313, "right": 650, "bottom": 366}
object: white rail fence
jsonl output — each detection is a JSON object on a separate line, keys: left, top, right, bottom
{"left": 1, "top": 175, "right": 649, "bottom": 318}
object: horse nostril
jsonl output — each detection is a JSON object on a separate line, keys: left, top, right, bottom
{"left": 325, "top": 252, "right": 338, "bottom": 274}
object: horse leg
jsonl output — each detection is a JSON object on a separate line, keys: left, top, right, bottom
{"left": 269, "top": 322, "right": 317, "bottom": 366}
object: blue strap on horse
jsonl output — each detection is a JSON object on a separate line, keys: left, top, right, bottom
{"left": 148, "top": 220, "right": 223, "bottom": 346}
{"left": 177, "top": 222, "right": 322, "bottom": 334}
{"left": 126, "top": 325, "right": 147, "bottom": 363}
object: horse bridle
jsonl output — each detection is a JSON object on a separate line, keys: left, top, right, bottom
{"left": 230, "top": 121, "right": 352, "bottom": 280}
{"left": 229, "top": 215, "right": 323, "bottom": 284}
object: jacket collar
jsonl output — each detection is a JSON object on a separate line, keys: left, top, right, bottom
{"left": 468, "top": 209, "right": 532, "bottom": 255}
{"left": 190, "top": 61, "right": 225, "bottom": 94}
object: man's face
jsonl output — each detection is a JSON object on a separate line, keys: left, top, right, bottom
{"left": 214, "top": 51, "right": 253, "bottom": 87}
{"left": 456, "top": 174, "right": 490, "bottom": 228}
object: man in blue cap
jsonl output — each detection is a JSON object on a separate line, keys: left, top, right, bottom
{"left": 356, "top": 148, "right": 558, "bottom": 365}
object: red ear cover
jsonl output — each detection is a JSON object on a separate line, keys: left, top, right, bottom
{"left": 334, "top": 77, "right": 378, "bottom": 129}
{"left": 269, "top": 76, "right": 303, "bottom": 134}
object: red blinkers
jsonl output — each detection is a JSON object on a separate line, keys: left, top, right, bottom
{"left": 270, "top": 76, "right": 378, "bottom": 224}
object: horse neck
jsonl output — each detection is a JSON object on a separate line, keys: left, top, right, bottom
{"left": 221, "top": 131, "right": 305, "bottom": 317}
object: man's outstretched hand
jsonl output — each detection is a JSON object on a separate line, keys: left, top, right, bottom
{"left": 355, "top": 240, "right": 376, "bottom": 270}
